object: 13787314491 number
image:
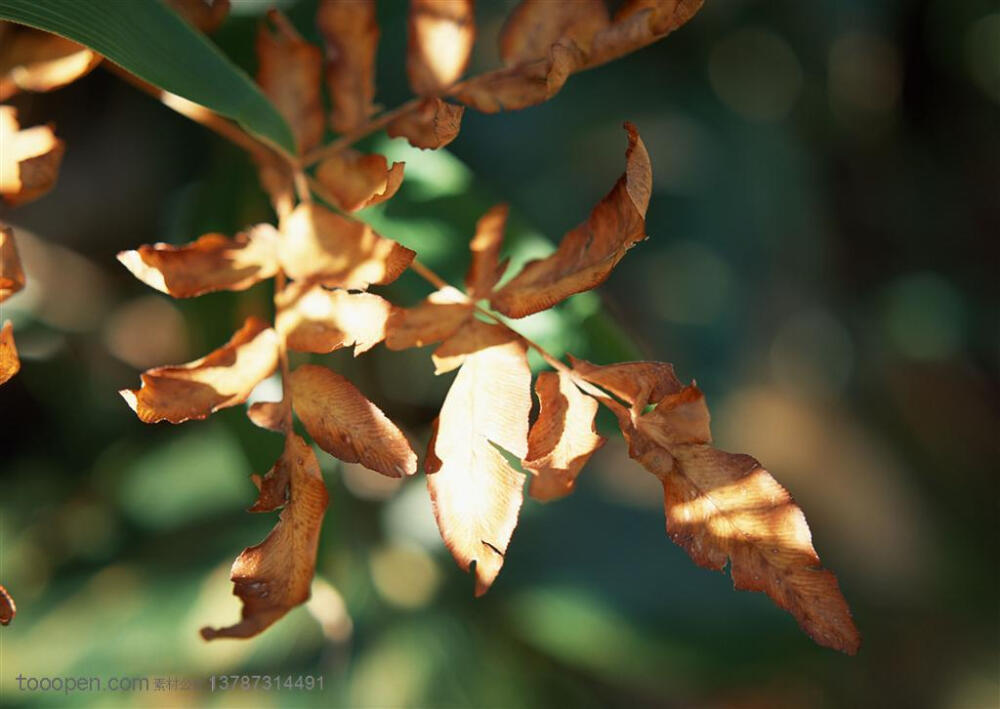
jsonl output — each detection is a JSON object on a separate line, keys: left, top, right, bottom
{"left": 209, "top": 675, "right": 324, "bottom": 692}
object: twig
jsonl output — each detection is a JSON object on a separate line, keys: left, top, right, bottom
{"left": 301, "top": 97, "right": 422, "bottom": 167}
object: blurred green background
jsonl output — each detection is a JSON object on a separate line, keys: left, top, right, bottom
{"left": 1, "top": 0, "right": 997, "bottom": 706}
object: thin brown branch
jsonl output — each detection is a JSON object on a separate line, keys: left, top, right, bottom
{"left": 301, "top": 97, "right": 422, "bottom": 167}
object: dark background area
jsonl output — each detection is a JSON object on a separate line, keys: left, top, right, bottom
{"left": 1, "top": 0, "right": 997, "bottom": 706}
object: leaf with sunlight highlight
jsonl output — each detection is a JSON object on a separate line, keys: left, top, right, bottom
{"left": 0, "top": 106, "right": 64, "bottom": 206}
{"left": 277, "top": 282, "right": 392, "bottom": 355}
{"left": 385, "top": 286, "right": 473, "bottom": 351}
{"left": 0, "top": 320, "right": 19, "bottom": 386}
{"left": 315, "top": 151, "right": 405, "bottom": 212}
{"left": 407, "top": 0, "right": 475, "bottom": 95}
{"left": 0, "top": 23, "right": 100, "bottom": 100}
{"left": 0, "top": 225, "right": 25, "bottom": 301}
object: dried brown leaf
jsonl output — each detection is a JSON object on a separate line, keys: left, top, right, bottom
{"left": 316, "top": 0, "right": 378, "bottom": 132}
{"left": 279, "top": 203, "right": 414, "bottom": 289}
{"left": 386, "top": 97, "right": 464, "bottom": 150}
{"left": 491, "top": 122, "right": 649, "bottom": 317}
{"left": 0, "top": 106, "right": 64, "bottom": 207}
{"left": 465, "top": 204, "right": 509, "bottom": 300}
{"left": 499, "top": 0, "right": 609, "bottom": 66}
{"left": 201, "top": 433, "right": 328, "bottom": 640}
{"left": 427, "top": 331, "right": 531, "bottom": 595}
{"left": 117, "top": 225, "right": 280, "bottom": 298}
{"left": 121, "top": 317, "right": 279, "bottom": 424}
{"left": 290, "top": 364, "right": 417, "bottom": 478}
{"left": 315, "top": 151, "right": 405, "bottom": 212}
{"left": 0, "top": 25, "right": 100, "bottom": 100}
{"left": 525, "top": 370, "right": 605, "bottom": 501}
{"left": 407, "top": 0, "right": 476, "bottom": 95}
{"left": 0, "top": 584, "right": 14, "bottom": 626}
{"left": 384, "top": 286, "right": 473, "bottom": 350}
{"left": 620, "top": 384, "right": 861, "bottom": 654}
{"left": 277, "top": 282, "right": 392, "bottom": 355}
{"left": 0, "top": 321, "right": 19, "bottom": 386}
{"left": 256, "top": 13, "right": 325, "bottom": 154}
{"left": 167, "top": 0, "right": 230, "bottom": 33}
{"left": 569, "top": 354, "right": 681, "bottom": 410}
{"left": 431, "top": 317, "right": 516, "bottom": 374}
{"left": 247, "top": 399, "right": 288, "bottom": 434}
{"left": 588, "top": 0, "right": 704, "bottom": 68}
{"left": 0, "top": 225, "right": 25, "bottom": 302}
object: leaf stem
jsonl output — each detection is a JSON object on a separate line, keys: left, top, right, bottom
{"left": 300, "top": 97, "right": 422, "bottom": 167}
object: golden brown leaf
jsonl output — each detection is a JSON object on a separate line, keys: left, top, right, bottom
{"left": 0, "top": 106, "right": 64, "bottom": 207}
{"left": 465, "top": 204, "right": 509, "bottom": 300}
{"left": 0, "top": 320, "right": 19, "bottom": 386}
{"left": 277, "top": 282, "right": 392, "bottom": 355}
{"left": 0, "top": 584, "right": 14, "bottom": 626}
{"left": 247, "top": 399, "right": 288, "bottom": 434}
{"left": 491, "top": 122, "right": 649, "bottom": 317}
{"left": 386, "top": 97, "right": 464, "bottom": 150}
{"left": 499, "top": 0, "right": 609, "bottom": 66}
{"left": 315, "top": 151, "right": 405, "bottom": 212}
{"left": 316, "top": 0, "right": 378, "bottom": 132}
{"left": 431, "top": 316, "right": 516, "bottom": 374}
{"left": 290, "top": 364, "right": 417, "bottom": 478}
{"left": 621, "top": 384, "right": 861, "bottom": 654}
{"left": 407, "top": 0, "right": 476, "bottom": 95}
{"left": 117, "top": 225, "right": 279, "bottom": 298}
{"left": 166, "top": 0, "right": 230, "bottom": 33}
{"left": 569, "top": 354, "right": 681, "bottom": 410}
{"left": 384, "top": 286, "right": 473, "bottom": 350}
{"left": 588, "top": 0, "right": 704, "bottom": 68}
{"left": 256, "top": 12, "right": 325, "bottom": 154}
{"left": 525, "top": 370, "right": 605, "bottom": 501}
{"left": 121, "top": 317, "right": 279, "bottom": 424}
{"left": 0, "top": 225, "right": 25, "bottom": 302}
{"left": 201, "top": 433, "right": 328, "bottom": 640}
{"left": 278, "top": 203, "right": 414, "bottom": 289}
{"left": 0, "top": 25, "right": 100, "bottom": 100}
{"left": 452, "top": 40, "right": 582, "bottom": 114}
{"left": 427, "top": 331, "right": 531, "bottom": 595}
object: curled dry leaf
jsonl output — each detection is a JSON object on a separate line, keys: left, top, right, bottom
{"left": 386, "top": 97, "right": 464, "bottom": 150}
{"left": 431, "top": 316, "right": 515, "bottom": 374}
{"left": 619, "top": 384, "right": 860, "bottom": 654}
{"left": 117, "top": 225, "right": 280, "bottom": 298}
{"left": 491, "top": 122, "right": 650, "bottom": 317}
{"left": 121, "top": 317, "right": 279, "bottom": 424}
{"left": 317, "top": 0, "right": 378, "bottom": 132}
{"left": 569, "top": 354, "right": 681, "bottom": 411}
{"left": 588, "top": 0, "right": 704, "bottom": 68}
{"left": 0, "top": 24, "right": 100, "bottom": 100}
{"left": 279, "top": 203, "right": 414, "bottom": 290}
{"left": 277, "top": 282, "right": 392, "bottom": 355}
{"left": 290, "top": 364, "right": 417, "bottom": 478}
{"left": 201, "top": 433, "right": 328, "bottom": 640}
{"left": 0, "top": 584, "right": 14, "bottom": 625}
{"left": 247, "top": 399, "right": 288, "bottom": 434}
{"left": 0, "top": 225, "right": 25, "bottom": 302}
{"left": 465, "top": 204, "right": 509, "bottom": 300}
{"left": 499, "top": 0, "right": 609, "bottom": 65}
{"left": 256, "top": 12, "right": 325, "bottom": 154}
{"left": 407, "top": 0, "right": 476, "bottom": 95}
{"left": 0, "top": 106, "right": 65, "bottom": 207}
{"left": 427, "top": 329, "right": 531, "bottom": 595}
{"left": 384, "top": 286, "right": 472, "bottom": 350}
{"left": 0, "top": 321, "right": 19, "bottom": 386}
{"left": 525, "top": 370, "right": 605, "bottom": 501}
{"left": 315, "top": 151, "right": 405, "bottom": 212}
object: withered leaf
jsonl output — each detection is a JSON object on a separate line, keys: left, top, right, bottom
{"left": 0, "top": 106, "right": 64, "bottom": 207}
{"left": 290, "top": 364, "right": 417, "bottom": 478}
{"left": 465, "top": 204, "right": 509, "bottom": 300}
{"left": 0, "top": 24, "right": 100, "bottom": 100}
{"left": 279, "top": 203, "right": 414, "bottom": 289}
{"left": 622, "top": 384, "right": 861, "bottom": 654}
{"left": 588, "top": 0, "right": 704, "bottom": 68}
{"left": 431, "top": 317, "right": 516, "bottom": 374}
{"left": 117, "top": 225, "right": 280, "bottom": 298}
{"left": 247, "top": 399, "right": 289, "bottom": 434}
{"left": 167, "top": 0, "right": 230, "bottom": 32}
{"left": 407, "top": 0, "right": 476, "bottom": 95}
{"left": 201, "top": 433, "right": 328, "bottom": 640}
{"left": 0, "top": 225, "right": 25, "bottom": 302}
{"left": 427, "top": 330, "right": 531, "bottom": 595}
{"left": 452, "top": 40, "right": 582, "bottom": 114}
{"left": 256, "top": 12, "right": 325, "bottom": 154}
{"left": 0, "top": 584, "right": 14, "bottom": 625}
{"left": 121, "top": 317, "right": 279, "bottom": 424}
{"left": 0, "top": 321, "right": 19, "bottom": 386}
{"left": 499, "top": 0, "right": 609, "bottom": 66}
{"left": 277, "top": 282, "right": 392, "bottom": 355}
{"left": 491, "top": 122, "right": 650, "bottom": 317}
{"left": 315, "top": 151, "right": 405, "bottom": 212}
{"left": 525, "top": 370, "right": 605, "bottom": 501}
{"left": 386, "top": 97, "right": 464, "bottom": 150}
{"left": 384, "top": 286, "right": 473, "bottom": 351}
{"left": 316, "top": 0, "right": 378, "bottom": 133}
{"left": 569, "top": 354, "right": 681, "bottom": 411}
